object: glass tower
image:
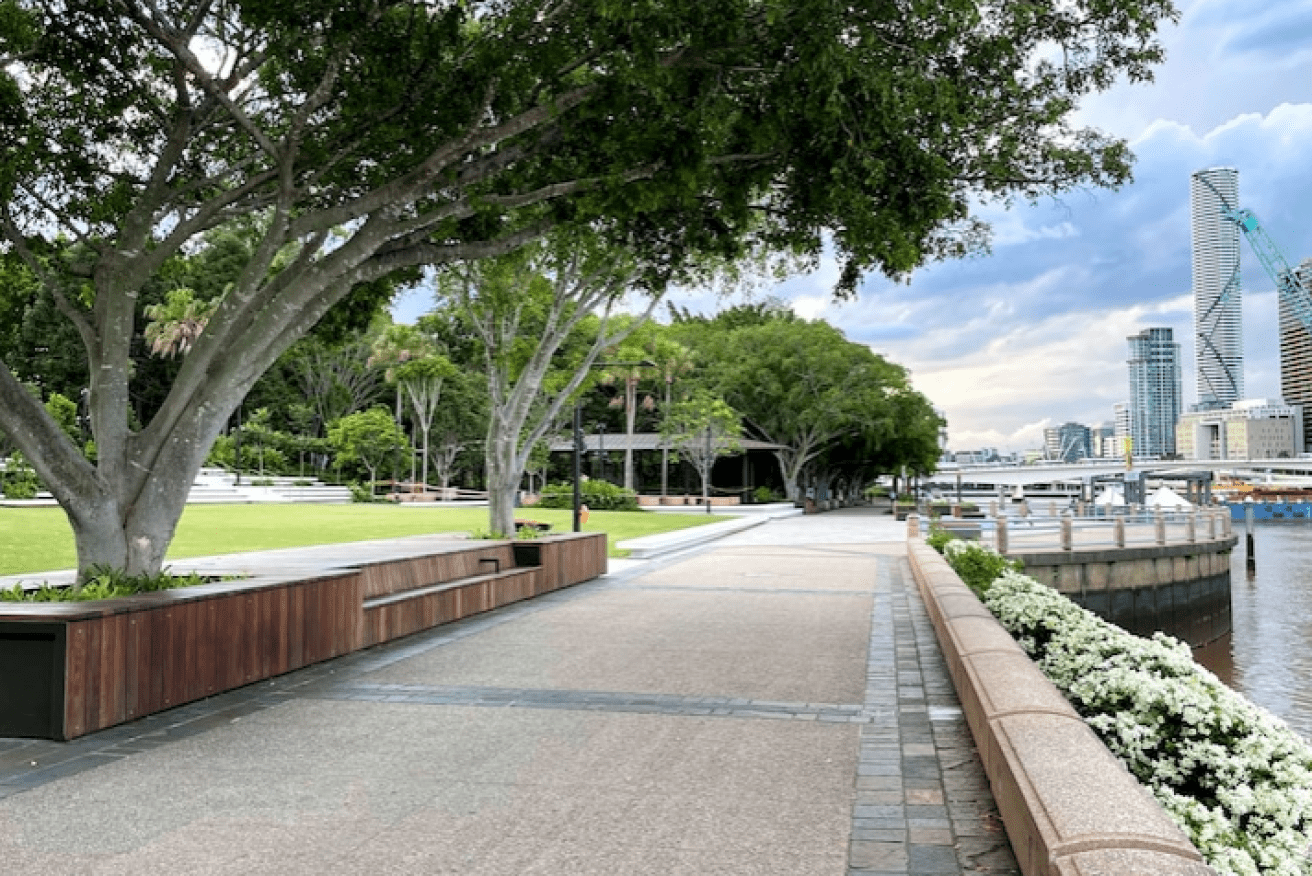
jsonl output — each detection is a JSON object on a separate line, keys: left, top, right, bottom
{"left": 1128, "top": 327, "right": 1182, "bottom": 458}
{"left": 1190, "top": 167, "right": 1244, "bottom": 409}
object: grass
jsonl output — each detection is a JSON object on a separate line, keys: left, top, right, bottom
{"left": 0, "top": 503, "right": 728, "bottom": 576}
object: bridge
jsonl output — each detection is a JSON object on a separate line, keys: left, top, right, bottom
{"left": 929, "top": 458, "right": 1312, "bottom": 488}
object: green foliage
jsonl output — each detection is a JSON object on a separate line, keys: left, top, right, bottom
{"left": 940, "top": 540, "right": 1022, "bottom": 596}
{"left": 2, "top": 451, "right": 40, "bottom": 499}
{"left": 753, "top": 486, "right": 781, "bottom": 504}
{"left": 327, "top": 406, "right": 407, "bottom": 484}
{"left": 925, "top": 524, "right": 954, "bottom": 554}
{"left": 537, "top": 480, "right": 639, "bottom": 511}
{"left": 348, "top": 482, "right": 379, "bottom": 503}
{"left": 0, "top": 567, "right": 210, "bottom": 602}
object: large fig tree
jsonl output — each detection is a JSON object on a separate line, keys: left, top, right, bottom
{"left": 0, "top": 0, "right": 1175, "bottom": 578}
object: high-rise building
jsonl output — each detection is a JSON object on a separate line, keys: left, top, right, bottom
{"left": 1279, "top": 258, "right": 1312, "bottom": 452}
{"left": 1043, "top": 422, "right": 1091, "bottom": 462}
{"left": 1090, "top": 422, "right": 1117, "bottom": 459}
{"left": 1191, "top": 167, "right": 1244, "bottom": 409}
{"left": 1113, "top": 402, "right": 1131, "bottom": 458}
{"left": 1127, "top": 327, "right": 1182, "bottom": 458}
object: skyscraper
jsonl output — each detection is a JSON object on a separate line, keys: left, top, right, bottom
{"left": 1128, "top": 327, "right": 1182, "bottom": 458}
{"left": 1191, "top": 167, "right": 1244, "bottom": 409}
{"left": 1279, "top": 258, "right": 1312, "bottom": 452}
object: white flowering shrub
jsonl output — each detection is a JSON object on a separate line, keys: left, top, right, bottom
{"left": 931, "top": 541, "right": 1312, "bottom": 876}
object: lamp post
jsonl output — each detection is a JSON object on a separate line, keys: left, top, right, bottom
{"left": 572, "top": 359, "right": 655, "bottom": 532}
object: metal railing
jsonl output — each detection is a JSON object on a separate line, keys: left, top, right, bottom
{"left": 908, "top": 505, "right": 1234, "bottom": 555}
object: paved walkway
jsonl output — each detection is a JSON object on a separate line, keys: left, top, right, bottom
{"left": 0, "top": 508, "right": 1018, "bottom": 875}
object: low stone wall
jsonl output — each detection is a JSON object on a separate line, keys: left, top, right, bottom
{"left": 906, "top": 540, "right": 1216, "bottom": 876}
{"left": 1012, "top": 540, "right": 1234, "bottom": 647}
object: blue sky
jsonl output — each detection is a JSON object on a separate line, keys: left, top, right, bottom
{"left": 395, "top": 0, "right": 1312, "bottom": 452}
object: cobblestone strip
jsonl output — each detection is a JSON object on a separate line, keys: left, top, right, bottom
{"left": 847, "top": 558, "right": 1019, "bottom": 876}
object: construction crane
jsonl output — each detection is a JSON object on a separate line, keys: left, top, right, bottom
{"left": 1222, "top": 206, "right": 1312, "bottom": 333}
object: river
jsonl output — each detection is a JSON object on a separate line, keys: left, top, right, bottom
{"left": 1194, "top": 520, "right": 1312, "bottom": 740}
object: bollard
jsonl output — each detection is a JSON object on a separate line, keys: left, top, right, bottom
{"left": 1155, "top": 508, "right": 1166, "bottom": 546}
{"left": 906, "top": 513, "right": 920, "bottom": 540}
{"left": 1244, "top": 503, "right": 1256, "bottom": 578}
{"left": 1060, "top": 515, "right": 1072, "bottom": 551}
{"left": 995, "top": 516, "right": 1008, "bottom": 555}
{"left": 1114, "top": 516, "right": 1125, "bottom": 548}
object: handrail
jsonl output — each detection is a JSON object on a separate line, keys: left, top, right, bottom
{"left": 909, "top": 506, "right": 1234, "bottom": 555}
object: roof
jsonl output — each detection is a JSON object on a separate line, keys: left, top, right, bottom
{"left": 548, "top": 432, "right": 785, "bottom": 452}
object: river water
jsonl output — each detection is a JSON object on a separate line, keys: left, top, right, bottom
{"left": 1193, "top": 520, "right": 1312, "bottom": 740}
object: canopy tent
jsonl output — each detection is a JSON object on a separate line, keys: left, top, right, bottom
{"left": 1093, "top": 485, "right": 1126, "bottom": 506}
{"left": 1145, "top": 485, "right": 1193, "bottom": 508}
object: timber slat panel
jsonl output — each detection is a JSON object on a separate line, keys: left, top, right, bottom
{"left": 19, "top": 536, "right": 603, "bottom": 739}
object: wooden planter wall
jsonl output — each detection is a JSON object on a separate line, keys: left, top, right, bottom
{"left": 0, "top": 532, "right": 606, "bottom": 741}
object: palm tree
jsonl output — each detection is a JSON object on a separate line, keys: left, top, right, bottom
{"left": 646, "top": 336, "right": 695, "bottom": 497}
{"left": 142, "top": 288, "right": 217, "bottom": 358}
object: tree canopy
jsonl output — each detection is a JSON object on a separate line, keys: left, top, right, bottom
{"left": 0, "top": 0, "right": 1176, "bottom": 577}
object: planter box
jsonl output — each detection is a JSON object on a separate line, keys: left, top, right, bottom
{"left": 0, "top": 532, "right": 606, "bottom": 740}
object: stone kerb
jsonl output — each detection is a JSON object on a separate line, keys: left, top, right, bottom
{"left": 905, "top": 540, "right": 1215, "bottom": 876}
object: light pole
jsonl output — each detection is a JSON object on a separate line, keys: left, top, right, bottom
{"left": 572, "top": 359, "right": 655, "bottom": 532}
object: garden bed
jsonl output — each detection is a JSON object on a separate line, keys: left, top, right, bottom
{"left": 0, "top": 532, "right": 606, "bottom": 740}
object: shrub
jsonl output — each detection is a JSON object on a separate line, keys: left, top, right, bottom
{"left": 753, "top": 486, "right": 781, "bottom": 504}
{"left": 537, "top": 480, "right": 639, "bottom": 511}
{"left": 3, "top": 470, "right": 39, "bottom": 499}
{"left": 983, "top": 571, "right": 1312, "bottom": 876}
{"left": 348, "top": 482, "right": 377, "bottom": 503}
{"left": 940, "top": 539, "right": 1021, "bottom": 596}
{"left": 925, "top": 523, "right": 954, "bottom": 554}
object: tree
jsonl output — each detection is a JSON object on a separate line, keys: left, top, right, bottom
{"left": 288, "top": 337, "right": 385, "bottom": 438}
{"left": 661, "top": 389, "right": 742, "bottom": 509}
{"left": 327, "top": 407, "right": 407, "bottom": 492}
{"left": 0, "top": 0, "right": 1176, "bottom": 577}
{"left": 645, "top": 333, "right": 696, "bottom": 498}
{"left": 369, "top": 324, "right": 459, "bottom": 491}
{"left": 439, "top": 235, "right": 660, "bottom": 537}
{"left": 676, "top": 310, "right": 932, "bottom": 501}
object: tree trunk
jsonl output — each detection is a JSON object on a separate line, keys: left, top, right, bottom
{"left": 485, "top": 428, "right": 520, "bottom": 537}
{"left": 623, "top": 375, "right": 638, "bottom": 492}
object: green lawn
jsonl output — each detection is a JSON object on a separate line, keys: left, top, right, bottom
{"left": 0, "top": 503, "right": 727, "bottom": 576}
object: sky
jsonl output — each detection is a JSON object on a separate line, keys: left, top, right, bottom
{"left": 394, "top": 0, "right": 1312, "bottom": 453}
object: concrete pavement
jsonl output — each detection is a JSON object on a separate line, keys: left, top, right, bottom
{"left": 0, "top": 508, "right": 1018, "bottom": 875}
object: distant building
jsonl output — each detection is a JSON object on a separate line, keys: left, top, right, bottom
{"left": 1043, "top": 422, "right": 1092, "bottom": 462}
{"left": 1127, "top": 327, "right": 1182, "bottom": 458}
{"left": 1176, "top": 399, "right": 1303, "bottom": 460}
{"left": 1090, "top": 423, "right": 1117, "bottom": 459}
{"left": 1191, "top": 168, "right": 1244, "bottom": 409}
{"left": 1279, "top": 258, "right": 1312, "bottom": 452}
{"left": 952, "top": 448, "right": 1002, "bottom": 465}
{"left": 1113, "top": 402, "right": 1131, "bottom": 458}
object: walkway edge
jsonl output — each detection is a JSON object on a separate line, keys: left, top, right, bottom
{"left": 616, "top": 512, "right": 794, "bottom": 559}
{"left": 905, "top": 539, "right": 1216, "bottom": 876}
